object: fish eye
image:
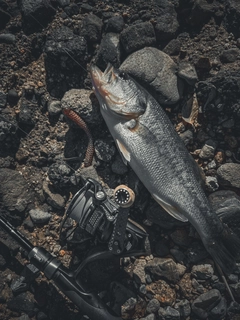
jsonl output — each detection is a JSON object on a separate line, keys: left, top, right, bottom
{"left": 118, "top": 71, "right": 128, "bottom": 80}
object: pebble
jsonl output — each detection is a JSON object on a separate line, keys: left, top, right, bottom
{"left": 199, "top": 140, "right": 217, "bottom": 159}
{"left": 191, "top": 264, "right": 214, "bottom": 280}
{"left": 43, "top": 181, "right": 65, "bottom": 210}
{"left": 0, "top": 33, "right": 16, "bottom": 44}
{"left": 7, "top": 89, "right": 19, "bottom": 105}
{"left": 217, "top": 163, "right": 240, "bottom": 188}
{"left": 48, "top": 100, "right": 62, "bottom": 116}
{"left": 36, "top": 311, "right": 48, "bottom": 320}
{"left": 205, "top": 176, "right": 219, "bottom": 192}
{"left": 178, "top": 62, "right": 198, "bottom": 86}
{"left": 174, "top": 299, "right": 191, "bottom": 318}
{"left": 163, "top": 39, "right": 181, "bottom": 56}
{"left": 140, "top": 314, "right": 156, "bottom": 320}
{"left": 158, "top": 306, "right": 180, "bottom": 320}
{"left": 146, "top": 298, "right": 160, "bottom": 314}
{"left": 192, "top": 289, "right": 221, "bottom": 319}
{"left": 29, "top": 208, "right": 52, "bottom": 224}
{"left": 7, "top": 292, "right": 36, "bottom": 317}
{"left": 81, "top": 14, "right": 103, "bottom": 43}
{"left": 105, "top": 15, "right": 124, "bottom": 33}
{"left": 111, "top": 155, "right": 128, "bottom": 175}
{"left": 179, "top": 129, "right": 193, "bottom": 146}
{"left": 0, "top": 91, "right": 7, "bottom": 108}
{"left": 155, "top": 240, "right": 169, "bottom": 257}
{"left": 220, "top": 48, "right": 240, "bottom": 63}
{"left": 145, "top": 258, "right": 180, "bottom": 283}
{"left": 120, "top": 22, "right": 156, "bottom": 54}
{"left": 210, "top": 297, "right": 227, "bottom": 319}
{"left": 94, "top": 139, "right": 116, "bottom": 162}
{"left": 120, "top": 47, "right": 181, "bottom": 105}
{"left": 19, "top": 315, "right": 31, "bottom": 320}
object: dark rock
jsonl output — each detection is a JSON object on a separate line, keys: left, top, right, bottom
{"left": 0, "top": 168, "right": 33, "bottom": 212}
{"left": 199, "top": 140, "right": 217, "bottom": 159}
{"left": 230, "top": 282, "right": 240, "bottom": 299}
{"left": 186, "top": 243, "right": 209, "bottom": 264}
{"left": 174, "top": 299, "right": 191, "bottom": 318}
{"left": 191, "top": 264, "right": 214, "bottom": 280}
{"left": 23, "top": 217, "right": 34, "bottom": 231}
{"left": 205, "top": 176, "right": 219, "bottom": 192}
{"left": 187, "top": 0, "right": 221, "bottom": 26}
{"left": 18, "top": 102, "right": 36, "bottom": 126}
{"left": 95, "top": 33, "right": 121, "bottom": 69}
{"left": 146, "top": 298, "right": 160, "bottom": 314}
{"left": 80, "top": 3, "right": 94, "bottom": 13}
{"left": 155, "top": 240, "right": 169, "bottom": 257}
{"left": 81, "top": 14, "right": 103, "bottom": 43}
{"left": 120, "top": 47, "right": 181, "bottom": 105}
{"left": 20, "top": 0, "right": 56, "bottom": 31}
{"left": 0, "top": 33, "right": 16, "bottom": 44}
{"left": 192, "top": 289, "right": 221, "bottom": 319}
{"left": 224, "top": 0, "right": 240, "bottom": 37}
{"left": 179, "top": 130, "right": 193, "bottom": 146}
{"left": 158, "top": 306, "right": 180, "bottom": 320}
{"left": 0, "top": 115, "right": 18, "bottom": 150}
{"left": 170, "top": 248, "right": 187, "bottom": 264}
{"left": 154, "top": 1, "right": 179, "bottom": 42}
{"left": 0, "top": 9, "right": 11, "bottom": 30}
{"left": 61, "top": 89, "right": 101, "bottom": 125}
{"left": 145, "top": 258, "right": 180, "bottom": 283}
{"left": 36, "top": 311, "right": 48, "bottom": 320}
{"left": 111, "top": 155, "right": 128, "bottom": 175}
{"left": 140, "top": 314, "right": 156, "bottom": 320}
{"left": 0, "top": 91, "right": 7, "bottom": 108}
{"left": 48, "top": 162, "right": 76, "bottom": 189}
{"left": 227, "top": 301, "right": 240, "bottom": 318}
{"left": 110, "top": 281, "right": 136, "bottom": 315}
{"left": 94, "top": 139, "right": 116, "bottom": 162}
{"left": 220, "top": 48, "right": 240, "bottom": 63}
{"left": 163, "top": 39, "right": 181, "bottom": 56}
{"left": 217, "top": 163, "right": 240, "bottom": 188}
{"left": 0, "top": 254, "right": 7, "bottom": 268}
{"left": 133, "top": 259, "right": 147, "bottom": 284}
{"left": 178, "top": 62, "right": 198, "bottom": 86}
{"left": 42, "top": 181, "right": 65, "bottom": 210}
{"left": 105, "top": 15, "right": 124, "bottom": 33}
{"left": 44, "top": 27, "right": 88, "bottom": 98}
{"left": 7, "top": 292, "right": 36, "bottom": 316}
{"left": 7, "top": 89, "right": 19, "bottom": 105}
{"left": 57, "top": 0, "right": 70, "bottom": 7}
{"left": 29, "top": 208, "right": 52, "bottom": 224}
{"left": 170, "top": 229, "right": 191, "bottom": 247}
{"left": 63, "top": 4, "right": 79, "bottom": 17}
{"left": 120, "top": 22, "right": 156, "bottom": 54}
{"left": 47, "top": 100, "right": 62, "bottom": 116}
{"left": 195, "top": 57, "right": 212, "bottom": 70}
{"left": 228, "top": 274, "right": 239, "bottom": 284}
{"left": 19, "top": 314, "right": 31, "bottom": 320}
{"left": 11, "top": 276, "right": 29, "bottom": 294}
{"left": 210, "top": 297, "right": 227, "bottom": 319}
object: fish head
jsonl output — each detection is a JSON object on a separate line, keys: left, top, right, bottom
{"left": 90, "top": 64, "right": 146, "bottom": 119}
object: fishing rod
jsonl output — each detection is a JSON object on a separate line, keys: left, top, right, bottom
{"left": 0, "top": 178, "right": 150, "bottom": 320}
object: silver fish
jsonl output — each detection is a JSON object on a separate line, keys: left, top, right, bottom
{"left": 90, "top": 63, "right": 240, "bottom": 273}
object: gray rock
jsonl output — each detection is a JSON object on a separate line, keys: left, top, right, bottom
{"left": 163, "top": 39, "right": 181, "bottom": 56}
{"left": 29, "top": 208, "right": 52, "bottom": 224}
{"left": 121, "top": 297, "right": 137, "bottom": 313}
{"left": 105, "top": 16, "right": 124, "bottom": 33}
{"left": 230, "top": 282, "right": 240, "bottom": 299}
{"left": 227, "top": 301, "right": 240, "bottom": 318}
{"left": 0, "top": 91, "right": 7, "bottom": 108}
{"left": 205, "top": 176, "right": 219, "bottom": 192}
{"left": 174, "top": 299, "right": 191, "bottom": 318}
{"left": 120, "top": 22, "right": 156, "bottom": 54}
{"left": 145, "top": 258, "right": 180, "bottom": 283}
{"left": 140, "top": 314, "right": 156, "bottom": 320}
{"left": 210, "top": 297, "right": 227, "bottom": 319}
{"left": 146, "top": 298, "right": 160, "bottom": 314}
{"left": 192, "top": 289, "right": 221, "bottom": 319}
{"left": 7, "top": 292, "right": 35, "bottom": 317}
{"left": 111, "top": 155, "right": 128, "bottom": 175}
{"left": 95, "top": 33, "right": 121, "bottom": 69}
{"left": 191, "top": 264, "right": 214, "bottom": 280}
{"left": 11, "top": 276, "right": 28, "bottom": 294}
{"left": 42, "top": 181, "right": 65, "bottom": 210}
{"left": 94, "top": 139, "right": 116, "bottom": 162}
{"left": 0, "top": 33, "right": 16, "bottom": 44}
{"left": 133, "top": 259, "right": 147, "bottom": 284}
{"left": 178, "top": 62, "right": 198, "bottom": 86}
{"left": 154, "top": 1, "right": 179, "bottom": 41}
{"left": 158, "top": 306, "right": 180, "bottom": 320}
{"left": 57, "top": 0, "right": 70, "bottom": 7}
{"left": 220, "top": 48, "right": 240, "bottom": 63}
{"left": 19, "top": 315, "right": 31, "bottom": 320}
{"left": 0, "top": 168, "right": 34, "bottom": 212}
{"left": 224, "top": 0, "right": 240, "bottom": 37}
{"left": 217, "top": 163, "right": 240, "bottom": 188}
{"left": 199, "top": 140, "right": 217, "bottom": 159}
{"left": 120, "top": 47, "right": 181, "bottom": 105}
{"left": 179, "top": 130, "right": 193, "bottom": 146}
{"left": 61, "top": 89, "right": 101, "bottom": 125}
{"left": 81, "top": 14, "right": 103, "bottom": 43}
{"left": 48, "top": 100, "right": 62, "bottom": 116}
{"left": 36, "top": 312, "right": 48, "bottom": 320}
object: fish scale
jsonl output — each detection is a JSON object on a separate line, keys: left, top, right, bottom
{"left": 90, "top": 63, "right": 240, "bottom": 274}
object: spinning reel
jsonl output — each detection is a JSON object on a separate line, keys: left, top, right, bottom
{"left": 60, "top": 178, "right": 150, "bottom": 271}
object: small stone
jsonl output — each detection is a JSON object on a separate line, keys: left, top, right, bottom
{"left": 146, "top": 298, "right": 160, "bottom": 314}
{"left": 205, "top": 176, "right": 219, "bottom": 192}
{"left": 105, "top": 15, "right": 124, "bottom": 33}
{"left": 192, "top": 289, "right": 221, "bottom": 319}
{"left": 163, "top": 39, "right": 181, "bottom": 56}
{"left": 145, "top": 258, "right": 180, "bottom": 283}
{"left": 0, "top": 33, "right": 16, "bottom": 44}
{"left": 7, "top": 292, "right": 36, "bottom": 317}
{"left": 81, "top": 14, "right": 103, "bottom": 43}
{"left": 36, "top": 311, "right": 48, "bottom": 320}
{"left": 191, "top": 264, "right": 214, "bottom": 280}
{"left": 155, "top": 240, "right": 169, "bottom": 257}
{"left": 120, "top": 22, "right": 156, "bottom": 54}
{"left": 220, "top": 48, "right": 240, "bottom": 63}
{"left": 210, "top": 297, "right": 227, "bottom": 319}
{"left": 178, "top": 62, "right": 198, "bottom": 86}
{"left": 111, "top": 155, "right": 128, "bottom": 175}
{"left": 121, "top": 297, "right": 137, "bottom": 313}
{"left": 19, "top": 315, "right": 31, "bottom": 320}
{"left": 158, "top": 306, "right": 180, "bottom": 320}
{"left": 195, "top": 57, "right": 212, "bottom": 70}
{"left": 170, "top": 229, "right": 191, "bottom": 247}
{"left": 214, "top": 151, "right": 224, "bottom": 164}
{"left": 29, "top": 208, "right": 52, "bottom": 224}
{"left": 147, "top": 280, "right": 176, "bottom": 306}
{"left": 0, "top": 91, "right": 7, "bottom": 108}
{"left": 179, "top": 130, "right": 193, "bottom": 146}
{"left": 174, "top": 299, "right": 191, "bottom": 318}
{"left": 94, "top": 139, "right": 116, "bottom": 162}
{"left": 217, "top": 163, "right": 240, "bottom": 188}
{"left": 42, "top": 181, "right": 65, "bottom": 210}
{"left": 7, "top": 89, "right": 19, "bottom": 105}
{"left": 199, "top": 140, "right": 217, "bottom": 159}
{"left": 133, "top": 259, "right": 147, "bottom": 284}
{"left": 48, "top": 100, "right": 62, "bottom": 116}
{"left": 11, "top": 276, "right": 28, "bottom": 294}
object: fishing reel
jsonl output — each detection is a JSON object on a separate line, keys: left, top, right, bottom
{"left": 60, "top": 178, "right": 150, "bottom": 271}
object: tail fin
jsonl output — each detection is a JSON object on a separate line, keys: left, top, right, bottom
{"left": 205, "top": 226, "right": 240, "bottom": 274}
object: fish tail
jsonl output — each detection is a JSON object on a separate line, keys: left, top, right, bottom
{"left": 204, "top": 224, "right": 240, "bottom": 274}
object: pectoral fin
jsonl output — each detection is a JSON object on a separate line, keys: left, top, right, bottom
{"left": 152, "top": 193, "right": 188, "bottom": 222}
{"left": 116, "top": 139, "right": 131, "bottom": 165}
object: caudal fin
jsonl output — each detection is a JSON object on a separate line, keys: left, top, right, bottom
{"left": 205, "top": 226, "right": 240, "bottom": 274}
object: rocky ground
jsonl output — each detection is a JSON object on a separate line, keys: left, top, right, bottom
{"left": 1, "top": 0, "right": 240, "bottom": 319}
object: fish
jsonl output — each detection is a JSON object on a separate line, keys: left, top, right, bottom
{"left": 90, "top": 63, "right": 240, "bottom": 274}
